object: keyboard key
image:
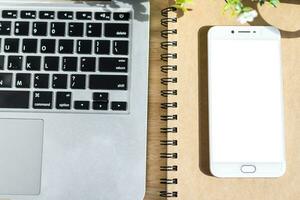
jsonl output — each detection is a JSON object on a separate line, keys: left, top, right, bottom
{"left": 93, "top": 92, "right": 108, "bottom": 101}
{"left": 71, "top": 74, "right": 86, "bottom": 89}
{"left": 62, "top": 57, "right": 77, "bottom": 71}
{"left": 22, "top": 39, "right": 37, "bottom": 53}
{"left": 95, "top": 12, "right": 111, "bottom": 20}
{"left": 0, "top": 55, "right": 4, "bottom": 70}
{"left": 89, "top": 75, "right": 127, "bottom": 90}
{"left": 58, "top": 11, "right": 73, "bottom": 20}
{"left": 16, "top": 73, "right": 31, "bottom": 88}
{"left": 52, "top": 74, "right": 67, "bottom": 89}
{"left": 74, "top": 101, "right": 89, "bottom": 110}
{"left": 68, "top": 23, "right": 83, "bottom": 37}
{"left": 95, "top": 40, "right": 110, "bottom": 55}
{"left": 80, "top": 57, "right": 95, "bottom": 72}
{"left": 56, "top": 92, "right": 71, "bottom": 109}
{"left": 26, "top": 56, "right": 41, "bottom": 71}
{"left": 4, "top": 38, "right": 19, "bottom": 53}
{"left": 113, "top": 12, "right": 130, "bottom": 21}
{"left": 98, "top": 57, "right": 128, "bottom": 72}
{"left": 0, "top": 21, "right": 11, "bottom": 35}
{"left": 32, "top": 22, "right": 47, "bottom": 36}
{"left": 41, "top": 39, "right": 56, "bottom": 53}
{"left": 34, "top": 74, "right": 49, "bottom": 88}
{"left": 0, "top": 73, "right": 12, "bottom": 87}
{"left": 44, "top": 56, "right": 59, "bottom": 71}
{"left": 21, "top": 11, "right": 36, "bottom": 19}
{"left": 113, "top": 40, "right": 129, "bottom": 55}
{"left": 58, "top": 40, "right": 73, "bottom": 54}
{"left": 50, "top": 22, "right": 65, "bottom": 36}
{"left": 76, "top": 40, "right": 92, "bottom": 54}
{"left": 0, "top": 91, "right": 29, "bottom": 108}
{"left": 76, "top": 12, "right": 92, "bottom": 20}
{"left": 93, "top": 102, "right": 108, "bottom": 110}
{"left": 86, "top": 23, "right": 101, "bottom": 37}
{"left": 2, "top": 10, "right": 17, "bottom": 19}
{"left": 111, "top": 101, "right": 127, "bottom": 111}
{"left": 7, "top": 56, "right": 22, "bottom": 70}
{"left": 15, "top": 22, "right": 29, "bottom": 35}
{"left": 33, "top": 91, "right": 52, "bottom": 109}
{"left": 105, "top": 23, "right": 129, "bottom": 38}
{"left": 39, "top": 11, "right": 55, "bottom": 19}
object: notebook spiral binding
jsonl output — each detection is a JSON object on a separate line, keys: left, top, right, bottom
{"left": 159, "top": 6, "right": 178, "bottom": 198}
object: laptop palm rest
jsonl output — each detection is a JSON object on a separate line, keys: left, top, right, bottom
{"left": 0, "top": 119, "right": 43, "bottom": 195}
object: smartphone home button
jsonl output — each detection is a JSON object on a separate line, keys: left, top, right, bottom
{"left": 241, "top": 165, "right": 256, "bottom": 173}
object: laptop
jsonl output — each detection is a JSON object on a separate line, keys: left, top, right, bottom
{"left": 0, "top": 0, "right": 149, "bottom": 199}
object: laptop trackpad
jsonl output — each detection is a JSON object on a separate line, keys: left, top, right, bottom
{"left": 0, "top": 119, "right": 43, "bottom": 195}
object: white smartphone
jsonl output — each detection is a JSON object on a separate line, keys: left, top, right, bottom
{"left": 207, "top": 26, "right": 286, "bottom": 178}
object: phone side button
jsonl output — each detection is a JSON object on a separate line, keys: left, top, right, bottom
{"left": 241, "top": 165, "right": 256, "bottom": 173}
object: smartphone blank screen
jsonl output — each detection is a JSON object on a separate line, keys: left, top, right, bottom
{"left": 209, "top": 38, "right": 285, "bottom": 163}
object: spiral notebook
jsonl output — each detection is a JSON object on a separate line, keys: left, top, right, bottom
{"left": 158, "top": 1, "right": 300, "bottom": 199}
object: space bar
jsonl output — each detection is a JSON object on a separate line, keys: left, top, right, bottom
{"left": 0, "top": 91, "right": 30, "bottom": 108}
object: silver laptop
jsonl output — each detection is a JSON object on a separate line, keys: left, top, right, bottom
{"left": 0, "top": 0, "right": 149, "bottom": 199}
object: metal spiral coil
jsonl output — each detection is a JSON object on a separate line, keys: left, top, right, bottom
{"left": 160, "top": 6, "right": 178, "bottom": 198}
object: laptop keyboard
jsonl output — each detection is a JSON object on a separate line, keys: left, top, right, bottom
{"left": 0, "top": 7, "right": 131, "bottom": 113}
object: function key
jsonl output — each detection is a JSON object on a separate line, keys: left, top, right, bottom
{"left": 57, "top": 11, "right": 73, "bottom": 20}
{"left": 95, "top": 12, "right": 111, "bottom": 20}
{"left": 2, "top": 10, "right": 17, "bottom": 19}
{"left": 111, "top": 101, "right": 127, "bottom": 111}
{"left": 21, "top": 10, "right": 36, "bottom": 19}
{"left": 74, "top": 101, "right": 89, "bottom": 110}
{"left": 76, "top": 12, "right": 92, "bottom": 20}
{"left": 113, "top": 12, "right": 130, "bottom": 21}
{"left": 39, "top": 11, "right": 55, "bottom": 19}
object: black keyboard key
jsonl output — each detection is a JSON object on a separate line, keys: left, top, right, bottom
{"left": 95, "top": 40, "right": 110, "bottom": 55}
{"left": 58, "top": 11, "right": 73, "bottom": 20}
{"left": 76, "top": 12, "right": 92, "bottom": 20}
{"left": 86, "top": 23, "right": 101, "bottom": 37}
{"left": 7, "top": 56, "right": 22, "bottom": 70}
{"left": 0, "top": 73, "right": 12, "bottom": 87}
{"left": 95, "top": 12, "right": 111, "bottom": 20}
{"left": 22, "top": 39, "right": 37, "bottom": 53}
{"left": 89, "top": 75, "right": 127, "bottom": 90}
{"left": 71, "top": 74, "right": 86, "bottom": 89}
{"left": 4, "top": 38, "right": 19, "bottom": 53}
{"left": 59, "top": 40, "right": 73, "bottom": 54}
{"left": 93, "top": 92, "right": 108, "bottom": 101}
{"left": 44, "top": 56, "right": 59, "bottom": 71}
{"left": 21, "top": 11, "right": 36, "bottom": 19}
{"left": 111, "top": 101, "right": 127, "bottom": 111}
{"left": 16, "top": 73, "right": 31, "bottom": 88}
{"left": 113, "top": 12, "right": 130, "bottom": 21}
{"left": 62, "top": 57, "right": 77, "bottom": 71}
{"left": 74, "top": 101, "right": 89, "bottom": 110}
{"left": 52, "top": 74, "right": 67, "bottom": 89}
{"left": 32, "top": 22, "right": 47, "bottom": 36}
{"left": 80, "top": 57, "right": 95, "bottom": 72}
{"left": 26, "top": 56, "right": 41, "bottom": 71}
{"left": 105, "top": 23, "right": 129, "bottom": 38}
{"left": 113, "top": 40, "right": 129, "bottom": 55}
{"left": 15, "top": 22, "right": 29, "bottom": 35}
{"left": 33, "top": 91, "right": 52, "bottom": 109}
{"left": 0, "top": 21, "right": 11, "bottom": 35}
{"left": 40, "top": 39, "right": 56, "bottom": 53}
{"left": 39, "top": 11, "right": 55, "bottom": 19}
{"left": 0, "top": 56, "right": 4, "bottom": 70}
{"left": 56, "top": 92, "right": 71, "bottom": 109}
{"left": 34, "top": 74, "right": 49, "bottom": 88}
{"left": 2, "top": 10, "right": 17, "bottom": 19}
{"left": 0, "top": 91, "right": 29, "bottom": 108}
{"left": 68, "top": 23, "right": 83, "bottom": 37}
{"left": 93, "top": 102, "right": 108, "bottom": 110}
{"left": 99, "top": 57, "right": 128, "bottom": 72}
{"left": 76, "top": 40, "right": 92, "bottom": 54}
{"left": 50, "top": 22, "right": 65, "bottom": 36}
